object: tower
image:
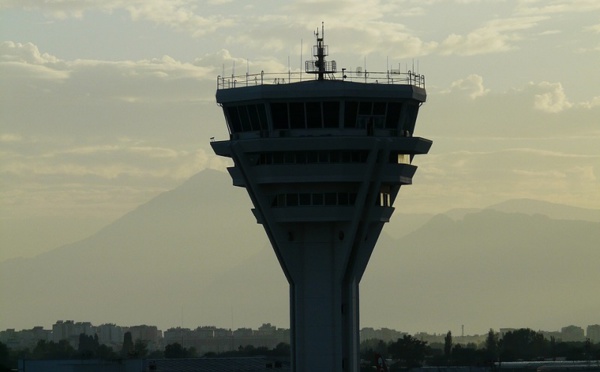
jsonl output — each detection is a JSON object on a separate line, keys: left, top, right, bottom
{"left": 211, "top": 25, "right": 431, "bottom": 372}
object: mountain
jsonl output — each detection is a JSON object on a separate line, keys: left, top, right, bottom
{"left": 0, "top": 169, "right": 273, "bottom": 330}
{"left": 487, "top": 198, "right": 600, "bottom": 222}
{"left": 361, "top": 210, "right": 600, "bottom": 333}
{"left": 1, "top": 170, "right": 599, "bottom": 334}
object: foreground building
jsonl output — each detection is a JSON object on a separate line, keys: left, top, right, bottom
{"left": 211, "top": 25, "right": 431, "bottom": 372}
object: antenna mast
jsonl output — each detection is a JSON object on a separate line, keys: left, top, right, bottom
{"left": 305, "top": 22, "right": 336, "bottom": 81}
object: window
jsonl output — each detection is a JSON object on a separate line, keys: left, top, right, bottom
{"left": 386, "top": 102, "right": 401, "bottom": 129}
{"left": 306, "top": 102, "right": 322, "bottom": 128}
{"left": 359, "top": 101, "right": 372, "bottom": 115}
{"left": 226, "top": 106, "right": 242, "bottom": 133}
{"left": 271, "top": 103, "right": 288, "bottom": 130}
{"left": 373, "top": 101, "right": 386, "bottom": 115}
{"left": 299, "top": 193, "right": 311, "bottom": 205}
{"left": 323, "top": 101, "right": 340, "bottom": 128}
{"left": 324, "top": 193, "right": 337, "bottom": 205}
{"left": 289, "top": 102, "right": 305, "bottom": 129}
{"left": 238, "top": 106, "right": 251, "bottom": 132}
{"left": 344, "top": 101, "right": 358, "bottom": 128}
{"left": 338, "top": 192, "right": 349, "bottom": 205}
{"left": 248, "top": 105, "right": 261, "bottom": 131}
{"left": 312, "top": 193, "right": 324, "bottom": 205}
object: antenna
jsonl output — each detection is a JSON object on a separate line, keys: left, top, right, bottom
{"left": 305, "top": 22, "right": 336, "bottom": 80}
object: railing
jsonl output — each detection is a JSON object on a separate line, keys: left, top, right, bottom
{"left": 216, "top": 69, "right": 425, "bottom": 90}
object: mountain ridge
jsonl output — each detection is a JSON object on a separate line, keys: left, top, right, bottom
{"left": 1, "top": 169, "right": 598, "bottom": 333}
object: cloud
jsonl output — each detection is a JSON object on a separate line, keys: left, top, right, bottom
{"left": 532, "top": 81, "right": 573, "bottom": 113}
{"left": 586, "top": 24, "right": 600, "bottom": 33}
{"left": 0, "top": 42, "right": 69, "bottom": 80}
{"left": 124, "top": 2, "right": 234, "bottom": 37}
{"left": 2, "top": 141, "right": 227, "bottom": 181}
{"left": 1, "top": 41, "right": 217, "bottom": 108}
{"left": 515, "top": 0, "right": 600, "bottom": 16}
{"left": 1, "top": 0, "right": 234, "bottom": 36}
{"left": 441, "top": 74, "right": 490, "bottom": 99}
{"left": 438, "top": 16, "right": 547, "bottom": 55}
{"left": 578, "top": 96, "right": 600, "bottom": 109}
{"left": 0, "top": 134, "right": 23, "bottom": 143}
{"left": 408, "top": 148, "right": 600, "bottom": 212}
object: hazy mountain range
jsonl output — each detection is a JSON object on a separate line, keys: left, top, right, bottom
{"left": 2, "top": 169, "right": 599, "bottom": 334}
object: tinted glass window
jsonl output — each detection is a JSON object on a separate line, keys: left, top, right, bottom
{"left": 271, "top": 103, "right": 288, "bottom": 130}
{"left": 344, "top": 101, "right": 358, "bottom": 128}
{"left": 323, "top": 101, "right": 339, "bottom": 128}
{"left": 386, "top": 102, "right": 401, "bottom": 129}
{"left": 226, "top": 106, "right": 242, "bottom": 133}
{"left": 306, "top": 102, "right": 322, "bottom": 128}
{"left": 289, "top": 102, "right": 305, "bottom": 129}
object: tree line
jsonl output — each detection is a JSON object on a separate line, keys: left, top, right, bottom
{"left": 2, "top": 328, "right": 599, "bottom": 371}
{"left": 360, "top": 329, "right": 600, "bottom": 371}
{"left": 0, "top": 331, "right": 290, "bottom": 371}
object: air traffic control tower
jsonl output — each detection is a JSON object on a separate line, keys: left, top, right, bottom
{"left": 211, "top": 26, "right": 431, "bottom": 372}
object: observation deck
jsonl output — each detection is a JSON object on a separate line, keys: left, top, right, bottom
{"left": 216, "top": 69, "right": 425, "bottom": 90}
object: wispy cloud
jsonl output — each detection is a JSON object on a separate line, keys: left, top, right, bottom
{"left": 1, "top": 41, "right": 220, "bottom": 106}
{"left": 515, "top": 0, "right": 600, "bottom": 16}
{"left": 1, "top": 141, "right": 228, "bottom": 180}
{"left": 1, "top": 0, "right": 233, "bottom": 36}
{"left": 438, "top": 16, "right": 547, "bottom": 55}
{"left": 441, "top": 74, "right": 490, "bottom": 99}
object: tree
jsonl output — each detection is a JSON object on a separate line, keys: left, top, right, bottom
{"left": 500, "top": 328, "right": 549, "bottom": 361}
{"left": 164, "top": 343, "right": 192, "bottom": 359}
{"left": 273, "top": 342, "right": 290, "bottom": 356}
{"left": 360, "top": 338, "right": 388, "bottom": 364}
{"left": 0, "top": 342, "right": 10, "bottom": 372}
{"left": 96, "top": 344, "right": 118, "bottom": 360}
{"left": 452, "top": 344, "right": 484, "bottom": 366}
{"left": 121, "top": 332, "right": 134, "bottom": 358}
{"left": 444, "top": 331, "right": 453, "bottom": 360}
{"left": 32, "top": 339, "right": 76, "bottom": 360}
{"left": 388, "top": 335, "right": 429, "bottom": 369}
{"left": 78, "top": 333, "right": 99, "bottom": 358}
{"left": 484, "top": 329, "right": 498, "bottom": 363}
{"left": 134, "top": 339, "right": 149, "bottom": 357}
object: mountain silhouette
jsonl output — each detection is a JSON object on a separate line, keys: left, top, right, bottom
{"left": 2, "top": 170, "right": 599, "bottom": 334}
{"left": 361, "top": 209, "right": 600, "bottom": 333}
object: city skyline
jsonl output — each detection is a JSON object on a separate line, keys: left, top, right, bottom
{"left": 4, "top": 318, "right": 599, "bottom": 340}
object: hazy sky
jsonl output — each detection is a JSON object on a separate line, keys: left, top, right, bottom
{"left": 1, "top": 1, "right": 599, "bottom": 264}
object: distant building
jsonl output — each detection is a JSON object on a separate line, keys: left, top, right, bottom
{"left": 560, "top": 325, "right": 585, "bottom": 342}
{"left": 163, "top": 324, "right": 289, "bottom": 355}
{"left": 52, "top": 320, "right": 94, "bottom": 347}
{"left": 361, "top": 328, "right": 406, "bottom": 342}
{"left": 124, "top": 325, "right": 162, "bottom": 351}
{"left": 587, "top": 324, "right": 600, "bottom": 343}
{"left": 499, "top": 328, "right": 517, "bottom": 337}
{"left": 20, "top": 326, "right": 52, "bottom": 348}
{"left": 0, "top": 329, "right": 19, "bottom": 350}
{"left": 96, "top": 323, "right": 123, "bottom": 348}
{"left": 540, "top": 330, "right": 562, "bottom": 341}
